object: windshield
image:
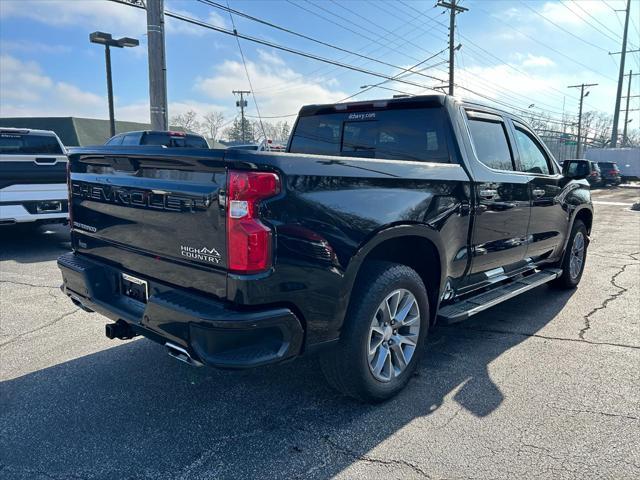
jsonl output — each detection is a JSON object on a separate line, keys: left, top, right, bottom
{"left": 598, "top": 162, "right": 618, "bottom": 171}
{"left": 141, "top": 132, "right": 208, "bottom": 148}
{"left": 289, "top": 107, "right": 450, "bottom": 163}
{"left": 229, "top": 145, "right": 260, "bottom": 150}
{"left": 0, "top": 133, "right": 63, "bottom": 155}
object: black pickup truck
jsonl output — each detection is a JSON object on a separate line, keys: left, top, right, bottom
{"left": 58, "top": 95, "right": 593, "bottom": 402}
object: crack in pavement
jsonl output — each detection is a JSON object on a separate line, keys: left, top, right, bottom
{"left": 579, "top": 262, "right": 633, "bottom": 340}
{"left": 549, "top": 404, "right": 639, "bottom": 422}
{"left": 441, "top": 326, "right": 640, "bottom": 350}
{"left": 322, "top": 435, "right": 433, "bottom": 478}
{"left": 0, "top": 308, "right": 80, "bottom": 348}
{"left": 0, "top": 279, "right": 60, "bottom": 289}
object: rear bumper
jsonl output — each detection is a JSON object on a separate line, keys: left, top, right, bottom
{"left": 0, "top": 203, "right": 68, "bottom": 224}
{"left": 0, "top": 184, "right": 69, "bottom": 224}
{"left": 601, "top": 176, "right": 622, "bottom": 184}
{"left": 57, "top": 252, "right": 304, "bottom": 368}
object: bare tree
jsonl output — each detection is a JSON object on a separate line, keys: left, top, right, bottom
{"left": 202, "top": 112, "right": 225, "bottom": 141}
{"left": 169, "top": 110, "right": 201, "bottom": 133}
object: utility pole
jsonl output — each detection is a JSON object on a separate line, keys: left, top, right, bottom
{"left": 147, "top": 0, "right": 168, "bottom": 130}
{"left": 233, "top": 90, "right": 250, "bottom": 142}
{"left": 622, "top": 70, "right": 633, "bottom": 146}
{"left": 568, "top": 83, "right": 598, "bottom": 159}
{"left": 437, "top": 0, "right": 467, "bottom": 96}
{"left": 609, "top": 0, "right": 631, "bottom": 147}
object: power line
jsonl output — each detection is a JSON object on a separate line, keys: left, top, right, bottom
{"left": 318, "top": 1, "right": 574, "bottom": 120}
{"left": 224, "top": 1, "right": 266, "bottom": 140}
{"left": 338, "top": 48, "right": 450, "bottom": 102}
{"left": 285, "top": 0, "right": 427, "bottom": 65}
{"left": 437, "top": 0, "right": 468, "bottom": 95}
{"left": 327, "top": 0, "right": 436, "bottom": 55}
{"left": 520, "top": 1, "right": 611, "bottom": 53}
{"left": 567, "top": 83, "right": 598, "bottom": 158}
{"left": 470, "top": 3, "right": 617, "bottom": 83}
{"left": 250, "top": 12, "right": 448, "bottom": 96}
{"left": 110, "top": 1, "right": 449, "bottom": 92}
{"left": 610, "top": 0, "right": 632, "bottom": 147}
{"left": 111, "top": 0, "right": 597, "bottom": 129}
{"left": 566, "top": 0, "right": 626, "bottom": 45}
{"left": 198, "top": 0, "right": 446, "bottom": 85}
{"left": 398, "top": 1, "right": 588, "bottom": 105}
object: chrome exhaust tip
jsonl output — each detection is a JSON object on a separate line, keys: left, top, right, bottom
{"left": 165, "top": 342, "right": 203, "bottom": 367}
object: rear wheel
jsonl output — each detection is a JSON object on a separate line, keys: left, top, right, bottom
{"left": 320, "top": 261, "right": 429, "bottom": 403}
{"left": 553, "top": 220, "right": 588, "bottom": 289}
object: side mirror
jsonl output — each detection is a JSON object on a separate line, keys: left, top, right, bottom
{"left": 562, "top": 159, "right": 590, "bottom": 180}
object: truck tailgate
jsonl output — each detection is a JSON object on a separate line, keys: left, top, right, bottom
{"left": 68, "top": 148, "right": 228, "bottom": 298}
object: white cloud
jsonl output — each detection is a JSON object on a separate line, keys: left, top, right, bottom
{"left": 540, "top": 0, "right": 610, "bottom": 27}
{"left": 0, "top": 0, "right": 227, "bottom": 37}
{"left": 451, "top": 61, "right": 617, "bottom": 115}
{"left": 0, "top": 40, "right": 71, "bottom": 55}
{"left": 0, "top": 0, "right": 147, "bottom": 37}
{"left": 0, "top": 55, "right": 53, "bottom": 103}
{"left": 521, "top": 54, "right": 555, "bottom": 68}
{"left": 195, "top": 50, "right": 348, "bottom": 116}
{"left": 0, "top": 54, "right": 229, "bottom": 123}
{"left": 1, "top": 54, "right": 107, "bottom": 117}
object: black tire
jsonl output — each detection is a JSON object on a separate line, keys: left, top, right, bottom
{"left": 320, "top": 261, "right": 429, "bottom": 403}
{"left": 552, "top": 220, "right": 588, "bottom": 289}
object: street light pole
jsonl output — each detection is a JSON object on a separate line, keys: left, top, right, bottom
{"left": 104, "top": 44, "right": 116, "bottom": 137}
{"left": 90, "top": 32, "right": 139, "bottom": 138}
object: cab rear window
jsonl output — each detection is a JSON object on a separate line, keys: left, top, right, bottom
{"left": 0, "top": 133, "right": 63, "bottom": 155}
{"left": 141, "top": 133, "right": 208, "bottom": 148}
{"left": 289, "top": 108, "right": 450, "bottom": 163}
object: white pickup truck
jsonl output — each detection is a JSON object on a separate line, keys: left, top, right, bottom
{"left": 0, "top": 128, "right": 69, "bottom": 226}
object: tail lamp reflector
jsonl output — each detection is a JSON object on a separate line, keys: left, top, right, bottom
{"left": 227, "top": 170, "right": 280, "bottom": 273}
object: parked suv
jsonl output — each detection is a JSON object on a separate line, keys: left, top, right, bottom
{"left": 105, "top": 130, "right": 209, "bottom": 148}
{"left": 597, "top": 161, "right": 621, "bottom": 186}
{"left": 59, "top": 95, "right": 593, "bottom": 402}
{"left": 586, "top": 160, "right": 602, "bottom": 187}
{"left": 1, "top": 128, "right": 68, "bottom": 226}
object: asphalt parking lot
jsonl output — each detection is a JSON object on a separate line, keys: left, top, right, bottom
{"left": 1, "top": 187, "right": 639, "bottom": 479}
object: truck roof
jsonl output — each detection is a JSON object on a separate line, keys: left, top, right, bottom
{"left": 298, "top": 94, "right": 447, "bottom": 117}
{"left": 0, "top": 127, "right": 59, "bottom": 136}
{"left": 297, "top": 94, "right": 519, "bottom": 121}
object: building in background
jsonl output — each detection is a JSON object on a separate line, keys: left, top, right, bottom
{"left": 0, "top": 117, "right": 189, "bottom": 147}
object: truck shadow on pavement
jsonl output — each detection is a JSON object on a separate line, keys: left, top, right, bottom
{"left": 0, "top": 287, "right": 574, "bottom": 479}
{"left": 0, "top": 224, "right": 70, "bottom": 264}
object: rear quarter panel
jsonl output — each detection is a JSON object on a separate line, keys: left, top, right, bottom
{"left": 224, "top": 149, "right": 472, "bottom": 346}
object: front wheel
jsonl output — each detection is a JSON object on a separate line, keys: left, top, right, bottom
{"left": 320, "top": 261, "right": 429, "bottom": 403}
{"left": 553, "top": 220, "right": 588, "bottom": 289}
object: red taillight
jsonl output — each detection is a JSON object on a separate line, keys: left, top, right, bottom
{"left": 608, "top": 170, "right": 617, "bottom": 175}
{"left": 66, "top": 159, "right": 73, "bottom": 228}
{"left": 227, "top": 170, "right": 280, "bottom": 273}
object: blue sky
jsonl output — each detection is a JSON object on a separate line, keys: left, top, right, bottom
{"left": 1, "top": 0, "right": 638, "bottom": 129}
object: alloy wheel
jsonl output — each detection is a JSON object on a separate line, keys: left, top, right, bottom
{"left": 367, "top": 289, "right": 421, "bottom": 382}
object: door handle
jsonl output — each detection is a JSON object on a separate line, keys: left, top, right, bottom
{"left": 532, "top": 189, "right": 546, "bottom": 197}
{"left": 479, "top": 189, "right": 498, "bottom": 199}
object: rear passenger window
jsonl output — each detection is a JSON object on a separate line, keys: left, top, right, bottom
{"left": 0, "top": 133, "right": 63, "bottom": 154}
{"left": 467, "top": 119, "right": 514, "bottom": 171}
{"left": 106, "top": 135, "right": 124, "bottom": 146}
{"left": 289, "top": 108, "right": 450, "bottom": 162}
{"left": 121, "top": 134, "right": 139, "bottom": 146}
{"left": 514, "top": 127, "right": 550, "bottom": 175}
{"left": 289, "top": 116, "right": 342, "bottom": 156}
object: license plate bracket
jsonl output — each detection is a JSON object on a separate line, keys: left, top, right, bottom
{"left": 121, "top": 273, "right": 148, "bottom": 304}
{"left": 37, "top": 201, "right": 62, "bottom": 213}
